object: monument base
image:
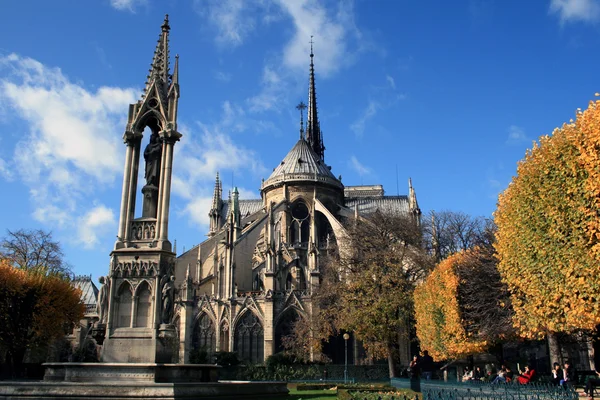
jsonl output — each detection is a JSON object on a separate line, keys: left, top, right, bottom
{"left": 0, "top": 363, "right": 289, "bottom": 399}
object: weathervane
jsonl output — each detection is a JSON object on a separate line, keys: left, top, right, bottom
{"left": 296, "top": 101, "right": 307, "bottom": 140}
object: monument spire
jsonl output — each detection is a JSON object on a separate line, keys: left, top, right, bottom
{"left": 306, "top": 36, "right": 324, "bottom": 160}
{"left": 143, "top": 14, "right": 171, "bottom": 99}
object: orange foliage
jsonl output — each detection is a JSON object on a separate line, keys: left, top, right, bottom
{"left": 414, "top": 250, "right": 488, "bottom": 360}
{"left": 0, "top": 258, "right": 84, "bottom": 363}
{"left": 495, "top": 96, "right": 600, "bottom": 337}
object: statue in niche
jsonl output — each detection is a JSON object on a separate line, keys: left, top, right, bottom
{"left": 96, "top": 276, "right": 110, "bottom": 324}
{"left": 160, "top": 275, "right": 175, "bottom": 324}
{"left": 144, "top": 132, "right": 162, "bottom": 187}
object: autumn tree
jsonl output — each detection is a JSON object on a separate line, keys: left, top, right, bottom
{"left": 422, "top": 210, "right": 495, "bottom": 262}
{"left": 414, "top": 246, "right": 513, "bottom": 361}
{"left": 0, "top": 259, "right": 84, "bottom": 376}
{"left": 0, "top": 229, "right": 71, "bottom": 276}
{"left": 293, "top": 211, "right": 432, "bottom": 377}
{"left": 495, "top": 96, "right": 600, "bottom": 338}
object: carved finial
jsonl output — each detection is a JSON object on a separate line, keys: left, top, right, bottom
{"left": 162, "top": 14, "right": 170, "bottom": 32}
{"left": 296, "top": 101, "right": 307, "bottom": 140}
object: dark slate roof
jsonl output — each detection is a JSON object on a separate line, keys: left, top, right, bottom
{"left": 345, "top": 195, "right": 410, "bottom": 215}
{"left": 261, "top": 139, "right": 343, "bottom": 190}
{"left": 220, "top": 199, "right": 263, "bottom": 220}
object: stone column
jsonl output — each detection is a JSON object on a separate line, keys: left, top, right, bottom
{"left": 116, "top": 141, "right": 134, "bottom": 248}
{"left": 158, "top": 140, "right": 174, "bottom": 242}
{"left": 106, "top": 274, "right": 117, "bottom": 331}
{"left": 124, "top": 138, "right": 141, "bottom": 243}
{"left": 155, "top": 138, "right": 169, "bottom": 240}
{"left": 263, "top": 300, "right": 275, "bottom": 360}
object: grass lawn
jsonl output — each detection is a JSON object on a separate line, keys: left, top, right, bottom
{"left": 270, "top": 383, "right": 419, "bottom": 400}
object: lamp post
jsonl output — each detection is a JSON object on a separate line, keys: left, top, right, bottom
{"left": 343, "top": 333, "right": 350, "bottom": 384}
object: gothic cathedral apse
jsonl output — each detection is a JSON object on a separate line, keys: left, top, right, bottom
{"left": 96, "top": 16, "right": 420, "bottom": 366}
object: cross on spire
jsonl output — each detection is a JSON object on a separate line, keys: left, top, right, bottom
{"left": 296, "top": 101, "right": 307, "bottom": 140}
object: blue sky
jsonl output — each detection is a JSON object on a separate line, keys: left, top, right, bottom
{"left": 0, "top": 0, "right": 599, "bottom": 280}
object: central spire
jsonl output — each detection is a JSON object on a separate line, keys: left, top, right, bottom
{"left": 306, "top": 37, "right": 324, "bottom": 161}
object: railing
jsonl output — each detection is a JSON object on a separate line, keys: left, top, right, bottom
{"left": 391, "top": 378, "right": 578, "bottom": 400}
{"left": 262, "top": 172, "right": 343, "bottom": 190}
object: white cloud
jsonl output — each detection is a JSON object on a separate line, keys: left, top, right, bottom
{"left": 78, "top": 205, "right": 116, "bottom": 248}
{"left": 194, "top": 0, "right": 262, "bottom": 46}
{"left": 0, "top": 53, "right": 137, "bottom": 239}
{"left": 350, "top": 100, "right": 379, "bottom": 138}
{"left": 109, "top": 0, "right": 147, "bottom": 12}
{"left": 550, "top": 0, "right": 600, "bottom": 24}
{"left": 506, "top": 125, "right": 528, "bottom": 144}
{"left": 172, "top": 108, "right": 267, "bottom": 227}
{"left": 386, "top": 75, "right": 396, "bottom": 90}
{"left": 349, "top": 155, "right": 371, "bottom": 177}
{"left": 214, "top": 71, "right": 232, "bottom": 82}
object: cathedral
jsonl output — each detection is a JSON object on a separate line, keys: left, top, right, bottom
{"left": 94, "top": 16, "right": 420, "bottom": 367}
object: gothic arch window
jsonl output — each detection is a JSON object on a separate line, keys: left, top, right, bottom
{"left": 116, "top": 281, "right": 133, "bottom": 328}
{"left": 192, "top": 313, "right": 216, "bottom": 360}
{"left": 290, "top": 201, "right": 310, "bottom": 244}
{"left": 286, "top": 273, "right": 293, "bottom": 290}
{"left": 135, "top": 281, "right": 152, "bottom": 328}
{"left": 234, "top": 311, "right": 264, "bottom": 363}
{"left": 274, "top": 308, "right": 300, "bottom": 354}
{"left": 316, "top": 212, "right": 334, "bottom": 247}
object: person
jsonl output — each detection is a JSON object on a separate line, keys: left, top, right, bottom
{"left": 408, "top": 355, "right": 420, "bottom": 379}
{"left": 144, "top": 132, "right": 162, "bottom": 187}
{"left": 584, "top": 369, "right": 600, "bottom": 399}
{"left": 492, "top": 365, "right": 508, "bottom": 384}
{"left": 462, "top": 366, "right": 473, "bottom": 382}
{"left": 96, "top": 276, "right": 110, "bottom": 324}
{"left": 473, "top": 366, "right": 484, "bottom": 381}
{"left": 505, "top": 365, "right": 514, "bottom": 383}
{"left": 161, "top": 275, "right": 175, "bottom": 324}
{"left": 517, "top": 364, "right": 535, "bottom": 384}
{"left": 420, "top": 350, "right": 434, "bottom": 380}
{"left": 561, "top": 361, "right": 576, "bottom": 386}
{"left": 550, "top": 362, "right": 562, "bottom": 385}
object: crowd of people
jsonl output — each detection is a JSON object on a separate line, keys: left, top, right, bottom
{"left": 406, "top": 352, "right": 596, "bottom": 391}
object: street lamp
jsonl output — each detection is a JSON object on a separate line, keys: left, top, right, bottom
{"left": 343, "top": 333, "right": 350, "bottom": 384}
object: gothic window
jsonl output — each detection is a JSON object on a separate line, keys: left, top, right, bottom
{"left": 290, "top": 201, "right": 310, "bottom": 244}
{"left": 274, "top": 309, "right": 300, "bottom": 353}
{"left": 220, "top": 321, "right": 230, "bottom": 352}
{"left": 286, "top": 273, "right": 293, "bottom": 290}
{"left": 116, "top": 282, "right": 133, "bottom": 328}
{"left": 192, "top": 313, "right": 216, "bottom": 360}
{"left": 135, "top": 281, "right": 152, "bottom": 328}
{"left": 234, "top": 311, "right": 264, "bottom": 363}
{"left": 219, "top": 265, "right": 225, "bottom": 298}
{"left": 297, "top": 268, "right": 306, "bottom": 290}
{"left": 274, "top": 220, "right": 281, "bottom": 248}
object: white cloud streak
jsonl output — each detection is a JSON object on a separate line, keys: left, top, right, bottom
{"left": 506, "top": 125, "right": 528, "bottom": 144}
{"left": 349, "top": 155, "right": 372, "bottom": 177}
{"left": 78, "top": 205, "right": 116, "bottom": 248}
{"left": 109, "top": 0, "right": 148, "bottom": 12}
{"left": 350, "top": 100, "right": 379, "bottom": 138}
{"left": 549, "top": 0, "right": 600, "bottom": 24}
{"left": 0, "top": 54, "right": 136, "bottom": 245}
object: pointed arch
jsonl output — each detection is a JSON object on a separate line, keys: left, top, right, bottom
{"left": 233, "top": 309, "right": 264, "bottom": 363}
{"left": 134, "top": 280, "right": 152, "bottom": 327}
{"left": 274, "top": 306, "right": 305, "bottom": 353}
{"left": 192, "top": 312, "right": 216, "bottom": 362}
{"left": 115, "top": 280, "right": 133, "bottom": 328}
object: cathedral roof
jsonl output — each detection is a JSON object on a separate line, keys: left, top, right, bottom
{"left": 345, "top": 195, "right": 410, "bottom": 215}
{"left": 71, "top": 275, "right": 98, "bottom": 315}
{"left": 261, "top": 139, "right": 343, "bottom": 192}
{"left": 220, "top": 199, "right": 263, "bottom": 220}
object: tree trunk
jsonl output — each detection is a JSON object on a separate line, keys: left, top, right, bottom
{"left": 547, "top": 331, "right": 562, "bottom": 367}
{"left": 387, "top": 342, "right": 397, "bottom": 378}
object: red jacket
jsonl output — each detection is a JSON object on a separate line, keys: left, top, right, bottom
{"left": 517, "top": 369, "right": 535, "bottom": 384}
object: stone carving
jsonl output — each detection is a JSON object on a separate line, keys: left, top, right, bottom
{"left": 144, "top": 132, "right": 162, "bottom": 187}
{"left": 161, "top": 275, "right": 175, "bottom": 324}
{"left": 113, "top": 261, "right": 157, "bottom": 278}
{"left": 97, "top": 276, "right": 110, "bottom": 323}
{"left": 130, "top": 220, "right": 157, "bottom": 241}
